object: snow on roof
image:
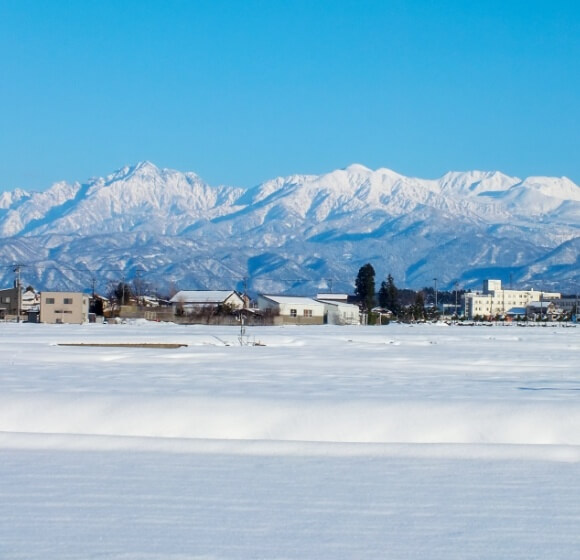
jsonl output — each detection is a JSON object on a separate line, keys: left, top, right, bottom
{"left": 170, "top": 290, "right": 239, "bottom": 304}
{"left": 505, "top": 307, "right": 527, "bottom": 315}
{"left": 261, "top": 295, "right": 322, "bottom": 306}
{"left": 317, "top": 299, "right": 360, "bottom": 308}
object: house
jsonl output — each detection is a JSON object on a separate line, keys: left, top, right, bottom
{"left": 0, "top": 287, "right": 19, "bottom": 319}
{"left": 169, "top": 290, "right": 245, "bottom": 315}
{"left": 39, "top": 291, "right": 90, "bottom": 324}
{"left": 257, "top": 295, "right": 325, "bottom": 325}
{"left": 21, "top": 288, "right": 40, "bottom": 312}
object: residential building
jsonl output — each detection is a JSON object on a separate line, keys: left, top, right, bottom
{"left": 555, "top": 297, "right": 579, "bottom": 316}
{"left": 169, "top": 290, "right": 245, "bottom": 314}
{"left": 0, "top": 287, "right": 19, "bottom": 318}
{"left": 464, "top": 280, "right": 561, "bottom": 320}
{"left": 318, "top": 299, "right": 361, "bottom": 325}
{"left": 257, "top": 295, "right": 325, "bottom": 325}
{"left": 40, "top": 292, "right": 90, "bottom": 324}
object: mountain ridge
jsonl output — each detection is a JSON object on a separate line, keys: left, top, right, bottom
{"left": 0, "top": 162, "right": 578, "bottom": 295}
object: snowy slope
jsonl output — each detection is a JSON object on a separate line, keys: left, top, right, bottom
{"left": 0, "top": 162, "right": 578, "bottom": 293}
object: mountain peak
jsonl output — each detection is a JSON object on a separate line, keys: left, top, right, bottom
{"left": 343, "top": 163, "right": 372, "bottom": 174}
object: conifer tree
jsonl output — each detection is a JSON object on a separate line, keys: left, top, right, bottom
{"left": 355, "top": 263, "right": 376, "bottom": 313}
{"left": 378, "top": 274, "right": 399, "bottom": 315}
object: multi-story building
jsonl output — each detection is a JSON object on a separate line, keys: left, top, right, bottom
{"left": 464, "top": 280, "right": 561, "bottom": 320}
{"left": 0, "top": 287, "right": 19, "bottom": 318}
{"left": 39, "top": 291, "right": 90, "bottom": 324}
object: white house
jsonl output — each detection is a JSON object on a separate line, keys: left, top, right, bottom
{"left": 169, "top": 290, "right": 245, "bottom": 314}
{"left": 257, "top": 295, "right": 325, "bottom": 325}
{"left": 317, "top": 299, "right": 361, "bottom": 325}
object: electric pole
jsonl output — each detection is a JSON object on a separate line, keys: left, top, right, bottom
{"left": 13, "top": 265, "right": 22, "bottom": 323}
{"left": 433, "top": 277, "right": 438, "bottom": 317}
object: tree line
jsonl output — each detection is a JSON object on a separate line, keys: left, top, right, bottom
{"left": 354, "top": 263, "right": 464, "bottom": 323}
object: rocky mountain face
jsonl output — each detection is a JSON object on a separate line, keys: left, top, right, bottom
{"left": 0, "top": 161, "right": 578, "bottom": 296}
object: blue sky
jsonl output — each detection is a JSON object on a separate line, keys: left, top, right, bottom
{"left": 0, "top": 0, "right": 578, "bottom": 192}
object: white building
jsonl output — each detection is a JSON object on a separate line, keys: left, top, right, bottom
{"left": 464, "top": 280, "right": 561, "bottom": 320}
{"left": 317, "top": 299, "right": 361, "bottom": 325}
{"left": 169, "top": 290, "right": 245, "bottom": 314}
{"left": 257, "top": 295, "right": 325, "bottom": 324}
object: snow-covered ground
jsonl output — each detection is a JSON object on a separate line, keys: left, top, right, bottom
{"left": 1, "top": 321, "right": 579, "bottom": 558}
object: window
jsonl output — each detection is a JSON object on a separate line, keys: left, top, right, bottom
{"left": 45, "top": 298, "right": 55, "bottom": 304}
{"left": 3, "top": 297, "right": 9, "bottom": 303}
{"left": 303, "top": 309, "right": 313, "bottom": 317}
{"left": 63, "top": 298, "right": 73, "bottom": 305}
{"left": 290, "top": 309, "right": 297, "bottom": 317}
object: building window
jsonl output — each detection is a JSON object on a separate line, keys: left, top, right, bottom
{"left": 290, "top": 309, "right": 297, "bottom": 317}
{"left": 63, "top": 298, "right": 73, "bottom": 305}
{"left": 303, "top": 309, "right": 313, "bottom": 317}
{"left": 3, "top": 297, "right": 9, "bottom": 303}
{"left": 45, "top": 298, "right": 55, "bottom": 304}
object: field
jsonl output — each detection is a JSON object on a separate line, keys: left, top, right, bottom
{"left": 1, "top": 321, "right": 579, "bottom": 559}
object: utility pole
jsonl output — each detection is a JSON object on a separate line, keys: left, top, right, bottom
{"left": 454, "top": 281, "right": 459, "bottom": 319}
{"left": 135, "top": 269, "right": 142, "bottom": 307}
{"left": 13, "top": 265, "right": 21, "bottom": 323}
{"left": 433, "top": 277, "right": 438, "bottom": 317}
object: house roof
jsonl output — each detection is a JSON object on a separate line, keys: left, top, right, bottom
{"left": 318, "top": 299, "right": 360, "bottom": 309}
{"left": 260, "top": 295, "right": 322, "bottom": 306}
{"left": 315, "top": 293, "right": 349, "bottom": 301}
{"left": 170, "top": 290, "right": 241, "bottom": 304}
{"left": 505, "top": 307, "right": 527, "bottom": 316}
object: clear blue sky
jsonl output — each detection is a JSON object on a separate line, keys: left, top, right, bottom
{"left": 1, "top": 0, "right": 578, "bottom": 192}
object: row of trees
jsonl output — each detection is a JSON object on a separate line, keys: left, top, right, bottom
{"left": 354, "top": 263, "right": 460, "bottom": 322}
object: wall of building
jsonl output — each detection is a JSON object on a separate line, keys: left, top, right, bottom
{"left": 40, "top": 292, "right": 89, "bottom": 324}
{"left": 0, "top": 287, "right": 19, "bottom": 316}
{"left": 464, "top": 280, "right": 562, "bottom": 319}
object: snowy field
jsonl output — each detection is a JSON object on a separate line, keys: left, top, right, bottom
{"left": 1, "top": 321, "right": 579, "bottom": 559}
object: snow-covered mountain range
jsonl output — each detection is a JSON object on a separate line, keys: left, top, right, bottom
{"left": 1, "top": 161, "right": 578, "bottom": 295}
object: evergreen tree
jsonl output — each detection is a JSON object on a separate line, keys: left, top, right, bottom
{"left": 413, "top": 292, "right": 425, "bottom": 321}
{"left": 355, "top": 263, "right": 376, "bottom": 312}
{"left": 378, "top": 274, "right": 399, "bottom": 315}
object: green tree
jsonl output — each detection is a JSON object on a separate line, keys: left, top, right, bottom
{"left": 355, "top": 263, "right": 376, "bottom": 313}
{"left": 378, "top": 274, "right": 399, "bottom": 315}
{"left": 413, "top": 292, "right": 426, "bottom": 321}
